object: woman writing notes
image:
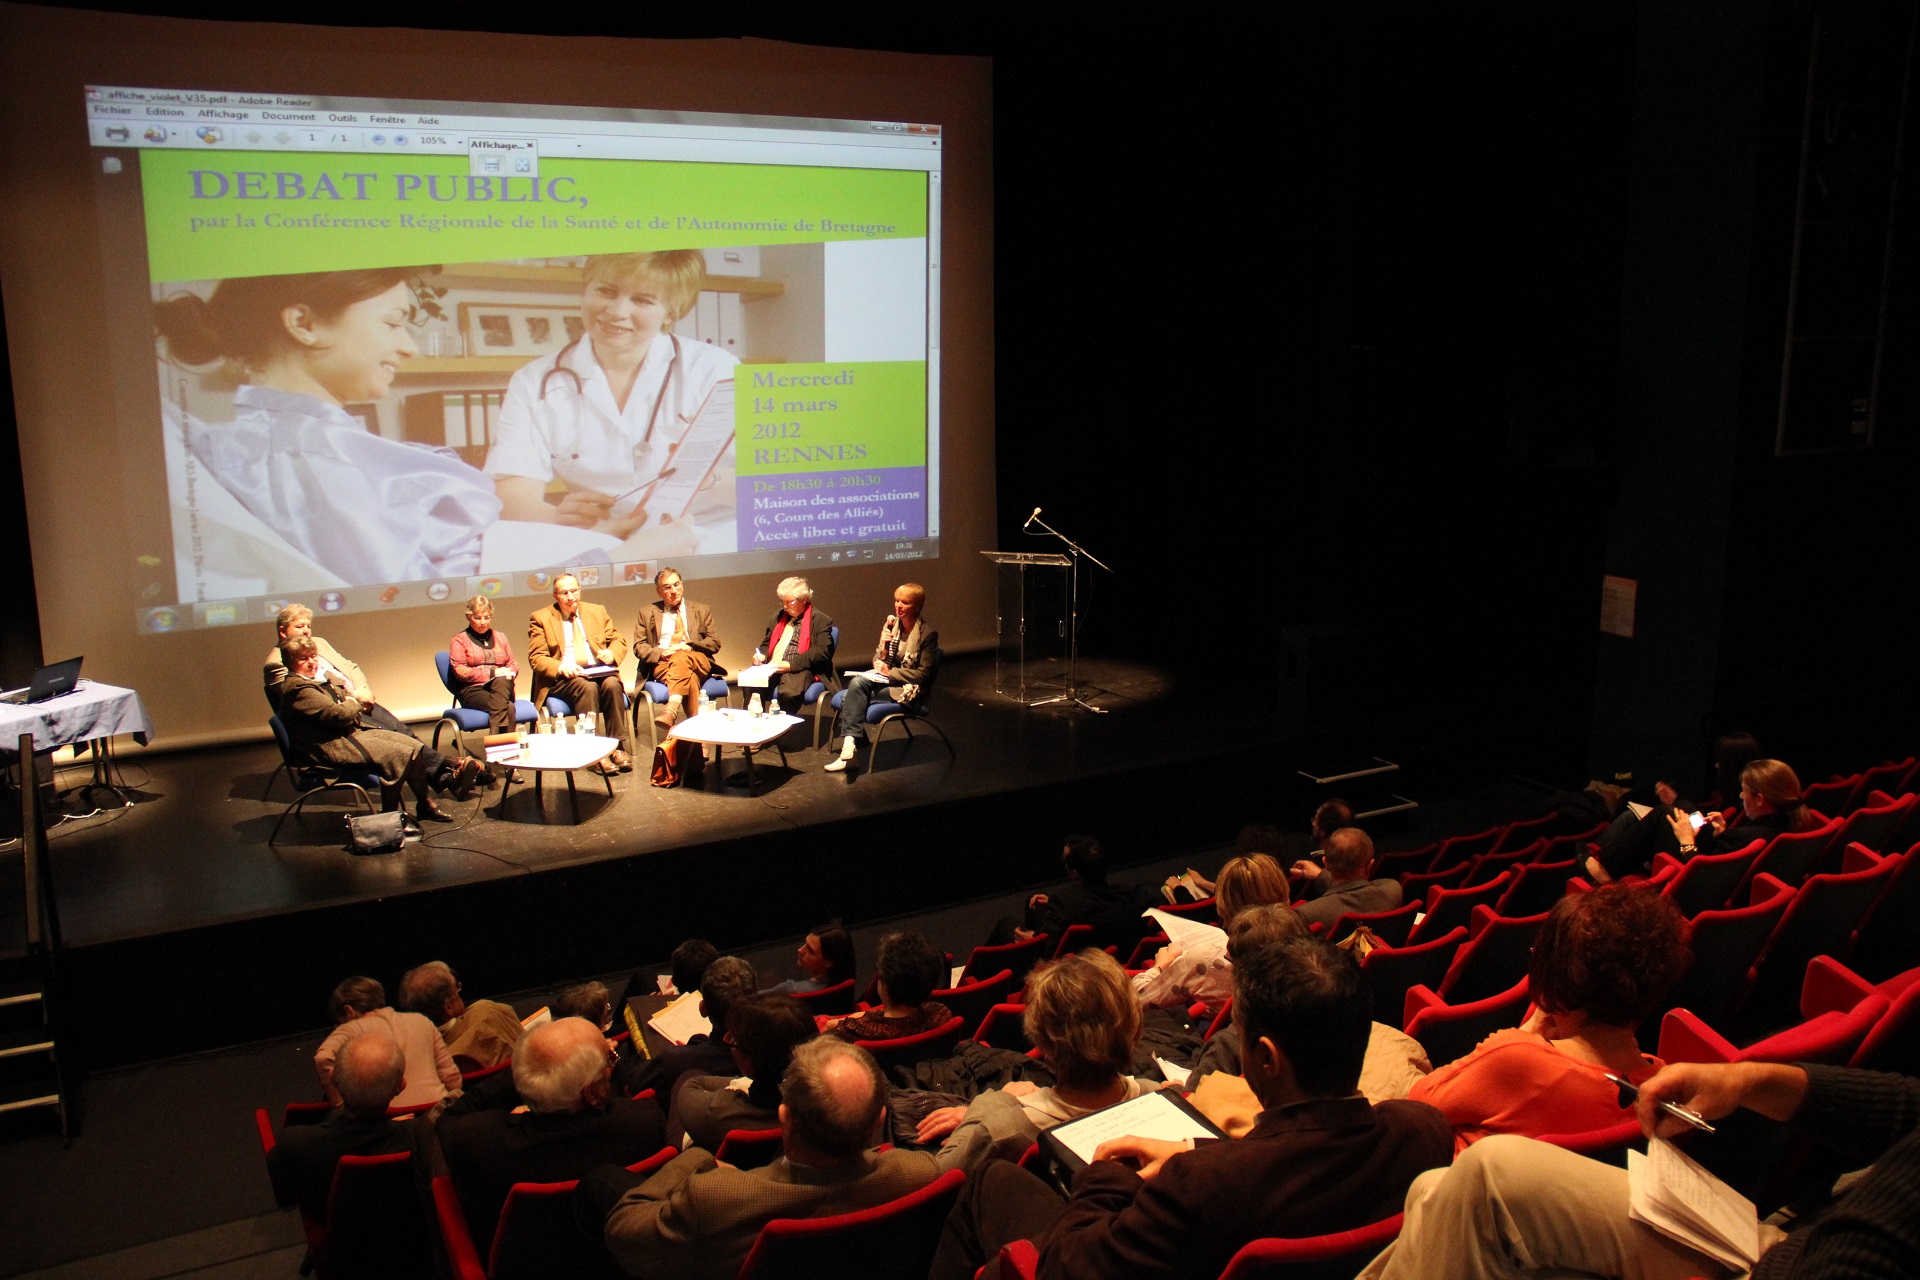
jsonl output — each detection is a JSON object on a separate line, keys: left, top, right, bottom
{"left": 484, "top": 250, "right": 739, "bottom": 546}
{"left": 154, "top": 267, "right": 501, "bottom": 584}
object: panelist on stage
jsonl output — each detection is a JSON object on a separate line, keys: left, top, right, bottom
{"left": 527, "top": 574, "right": 632, "bottom": 775}
{"left": 825, "top": 583, "right": 937, "bottom": 773}
{"left": 448, "top": 596, "right": 520, "bottom": 736}
{"left": 278, "top": 638, "right": 481, "bottom": 820}
{"left": 264, "top": 604, "right": 411, "bottom": 737}
{"left": 632, "top": 566, "right": 720, "bottom": 727}
{"left": 751, "top": 576, "right": 835, "bottom": 714}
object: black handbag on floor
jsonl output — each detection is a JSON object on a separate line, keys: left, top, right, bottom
{"left": 346, "top": 810, "right": 407, "bottom": 854}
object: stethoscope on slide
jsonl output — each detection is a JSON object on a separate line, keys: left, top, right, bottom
{"left": 537, "top": 332, "right": 685, "bottom": 450}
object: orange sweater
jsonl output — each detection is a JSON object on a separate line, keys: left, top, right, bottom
{"left": 1408, "top": 1028, "right": 1661, "bottom": 1154}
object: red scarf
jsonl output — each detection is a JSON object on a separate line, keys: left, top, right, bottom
{"left": 768, "top": 606, "right": 813, "bottom": 673}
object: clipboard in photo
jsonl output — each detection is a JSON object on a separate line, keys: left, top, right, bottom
{"left": 617, "top": 378, "right": 736, "bottom": 531}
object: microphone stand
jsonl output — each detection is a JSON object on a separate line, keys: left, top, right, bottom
{"left": 1024, "top": 513, "right": 1113, "bottom": 714}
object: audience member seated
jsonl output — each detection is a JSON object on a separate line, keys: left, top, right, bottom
{"left": 827, "top": 931, "right": 952, "bottom": 1042}
{"left": 1169, "top": 809, "right": 1348, "bottom": 903}
{"left": 399, "top": 960, "right": 525, "bottom": 1072}
{"left": 263, "top": 602, "right": 410, "bottom": 735}
{"left": 668, "top": 994, "right": 816, "bottom": 1151}
{"left": 1291, "top": 826, "right": 1405, "bottom": 931}
{"left": 1409, "top": 884, "right": 1689, "bottom": 1152}
{"left": 435, "top": 1017, "right": 666, "bottom": 1249}
{"left": 1186, "top": 905, "right": 1430, "bottom": 1108}
{"left": 824, "top": 580, "right": 938, "bottom": 774}
{"left": 917, "top": 950, "right": 1165, "bottom": 1163}
{"left": 278, "top": 638, "right": 482, "bottom": 821}
{"left": 268, "top": 1034, "right": 414, "bottom": 1221}
{"left": 553, "top": 980, "right": 618, "bottom": 1030}
{"left": 989, "top": 835, "right": 1148, "bottom": 953}
{"left": 927, "top": 936, "right": 1453, "bottom": 1280}
{"left": 448, "top": 594, "right": 521, "bottom": 749}
{"left": 1588, "top": 756, "right": 1816, "bottom": 884}
{"left": 1359, "top": 1061, "right": 1920, "bottom": 1280}
{"left": 450, "top": 980, "right": 613, "bottom": 1115}
{"left": 621, "top": 956, "right": 757, "bottom": 1099}
{"left": 584, "top": 1037, "right": 983, "bottom": 1280}
{"left": 1134, "top": 853, "right": 1291, "bottom": 1009}
{"left": 762, "top": 925, "right": 856, "bottom": 997}
{"left": 749, "top": 575, "right": 835, "bottom": 713}
{"left": 663, "top": 938, "right": 721, "bottom": 998}
{"left": 527, "top": 572, "right": 633, "bottom": 775}
{"left": 313, "top": 975, "right": 461, "bottom": 1109}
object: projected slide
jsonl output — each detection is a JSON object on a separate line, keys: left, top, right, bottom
{"left": 88, "top": 87, "right": 941, "bottom": 633}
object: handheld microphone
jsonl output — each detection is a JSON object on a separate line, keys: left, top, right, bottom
{"left": 1024, "top": 507, "right": 1041, "bottom": 529}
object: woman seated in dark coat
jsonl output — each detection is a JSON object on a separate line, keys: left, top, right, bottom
{"left": 279, "top": 637, "right": 482, "bottom": 821}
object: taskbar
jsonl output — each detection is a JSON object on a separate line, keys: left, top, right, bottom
{"left": 133, "top": 537, "right": 940, "bottom": 633}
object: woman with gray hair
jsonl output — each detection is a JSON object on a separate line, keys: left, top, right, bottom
{"left": 751, "top": 575, "right": 836, "bottom": 712}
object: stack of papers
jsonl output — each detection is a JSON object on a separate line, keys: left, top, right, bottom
{"left": 1627, "top": 1138, "right": 1761, "bottom": 1271}
{"left": 647, "top": 991, "right": 713, "bottom": 1046}
{"left": 1142, "top": 908, "right": 1227, "bottom": 953}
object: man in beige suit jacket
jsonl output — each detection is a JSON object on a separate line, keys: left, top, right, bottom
{"left": 587, "top": 1037, "right": 980, "bottom": 1280}
{"left": 263, "top": 603, "right": 412, "bottom": 736}
{"left": 527, "top": 573, "right": 632, "bottom": 772}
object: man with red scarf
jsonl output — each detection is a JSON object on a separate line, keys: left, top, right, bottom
{"left": 753, "top": 576, "right": 836, "bottom": 713}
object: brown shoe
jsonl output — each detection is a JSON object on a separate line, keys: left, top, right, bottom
{"left": 609, "top": 749, "right": 633, "bottom": 773}
{"left": 449, "top": 757, "right": 483, "bottom": 800}
{"left": 591, "top": 758, "right": 620, "bottom": 777}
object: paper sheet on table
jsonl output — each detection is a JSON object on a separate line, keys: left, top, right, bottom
{"left": 1627, "top": 1138, "right": 1759, "bottom": 1271}
{"left": 1047, "top": 1090, "right": 1217, "bottom": 1166}
{"left": 1143, "top": 908, "right": 1227, "bottom": 952}
{"left": 738, "top": 664, "right": 778, "bottom": 689}
{"left": 647, "top": 991, "right": 713, "bottom": 1047}
{"left": 1154, "top": 1057, "right": 1192, "bottom": 1089}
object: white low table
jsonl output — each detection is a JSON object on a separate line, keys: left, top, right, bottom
{"left": 495, "top": 733, "right": 618, "bottom": 822}
{"left": 669, "top": 709, "right": 803, "bottom": 794}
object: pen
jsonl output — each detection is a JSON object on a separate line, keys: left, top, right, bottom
{"left": 1605, "top": 1073, "right": 1716, "bottom": 1133}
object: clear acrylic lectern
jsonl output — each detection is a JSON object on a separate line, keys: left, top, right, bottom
{"left": 980, "top": 551, "right": 1071, "bottom": 703}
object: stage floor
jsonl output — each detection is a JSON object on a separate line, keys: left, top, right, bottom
{"left": 11, "top": 654, "right": 1221, "bottom": 947}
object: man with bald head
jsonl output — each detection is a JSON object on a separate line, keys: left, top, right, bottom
{"left": 528, "top": 573, "right": 633, "bottom": 774}
{"left": 267, "top": 1034, "right": 414, "bottom": 1221}
{"left": 588, "top": 1036, "right": 989, "bottom": 1279}
{"left": 436, "top": 1016, "right": 665, "bottom": 1247}
{"left": 1290, "top": 827, "right": 1405, "bottom": 930}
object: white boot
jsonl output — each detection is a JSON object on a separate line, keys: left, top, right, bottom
{"left": 824, "top": 735, "right": 857, "bottom": 772}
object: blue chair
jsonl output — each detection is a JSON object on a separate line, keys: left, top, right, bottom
{"left": 429, "top": 651, "right": 545, "bottom": 752}
{"left": 265, "top": 715, "right": 384, "bottom": 845}
{"left": 799, "top": 625, "right": 841, "bottom": 748}
{"left": 823, "top": 647, "right": 953, "bottom": 772}
{"left": 633, "top": 671, "right": 732, "bottom": 751}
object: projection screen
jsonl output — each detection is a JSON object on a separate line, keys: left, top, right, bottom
{"left": 0, "top": 5, "right": 994, "bottom": 747}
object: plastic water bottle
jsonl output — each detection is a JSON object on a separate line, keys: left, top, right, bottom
{"left": 579, "top": 710, "right": 595, "bottom": 736}
{"left": 748, "top": 692, "right": 764, "bottom": 717}
{"left": 536, "top": 708, "right": 551, "bottom": 734}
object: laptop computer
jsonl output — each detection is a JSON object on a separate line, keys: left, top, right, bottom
{"left": 0, "top": 656, "right": 84, "bottom": 705}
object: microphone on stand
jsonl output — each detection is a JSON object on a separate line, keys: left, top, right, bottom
{"left": 1024, "top": 507, "right": 1042, "bottom": 529}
